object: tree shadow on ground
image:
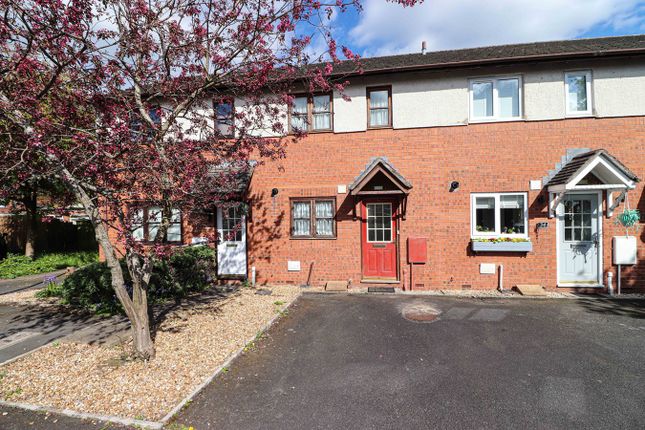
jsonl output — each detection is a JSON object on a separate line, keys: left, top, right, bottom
{"left": 576, "top": 298, "right": 645, "bottom": 319}
{"left": 150, "top": 284, "right": 241, "bottom": 338}
{"left": 2, "top": 304, "right": 102, "bottom": 342}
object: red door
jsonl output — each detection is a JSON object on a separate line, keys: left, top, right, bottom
{"left": 362, "top": 200, "right": 397, "bottom": 279}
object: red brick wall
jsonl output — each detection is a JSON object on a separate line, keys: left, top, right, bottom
{"left": 245, "top": 116, "right": 645, "bottom": 292}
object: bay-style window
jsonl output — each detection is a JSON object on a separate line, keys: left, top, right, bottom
{"left": 367, "top": 86, "right": 392, "bottom": 128}
{"left": 565, "top": 71, "right": 592, "bottom": 116}
{"left": 471, "top": 193, "right": 528, "bottom": 237}
{"left": 469, "top": 77, "right": 522, "bottom": 121}
{"left": 291, "top": 198, "right": 335, "bottom": 239}
{"left": 289, "top": 94, "right": 333, "bottom": 132}
{"left": 133, "top": 207, "right": 182, "bottom": 243}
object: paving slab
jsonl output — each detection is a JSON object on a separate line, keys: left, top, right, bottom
{"left": 0, "top": 304, "right": 126, "bottom": 364}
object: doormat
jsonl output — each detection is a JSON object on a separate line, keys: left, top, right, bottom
{"left": 368, "top": 287, "right": 395, "bottom": 293}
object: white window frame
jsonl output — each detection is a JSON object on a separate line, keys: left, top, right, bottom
{"left": 470, "top": 192, "right": 528, "bottom": 239}
{"left": 564, "top": 70, "right": 593, "bottom": 117}
{"left": 469, "top": 75, "right": 523, "bottom": 122}
{"left": 366, "top": 202, "right": 393, "bottom": 243}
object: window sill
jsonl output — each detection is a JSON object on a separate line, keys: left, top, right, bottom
{"left": 367, "top": 125, "right": 393, "bottom": 130}
{"left": 468, "top": 117, "right": 525, "bottom": 124}
{"left": 564, "top": 112, "right": 594, "bottom": 119}
{"left": 471, "top": 240, "right": 532, "bottom": 252}
{"left": 290, "top": 236, "right": 336, "bottom": 240}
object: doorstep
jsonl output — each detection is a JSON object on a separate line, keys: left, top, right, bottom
{"left": 360, "top": 279, "right": 399, "bottom": 284}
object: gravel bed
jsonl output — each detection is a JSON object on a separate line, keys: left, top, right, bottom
{"left": 0, "top": 285, "right": 300, "bottom": 421}
{"left": 0, "top": 289, "right": 60, "bottom": 307}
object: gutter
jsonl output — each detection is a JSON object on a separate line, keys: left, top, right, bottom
{"left": 328, "top": 49, "right": 645, "bottom": 79}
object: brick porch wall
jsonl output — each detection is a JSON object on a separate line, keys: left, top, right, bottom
{"left": 245, "top": 116, "right": 645, "bottom": 292}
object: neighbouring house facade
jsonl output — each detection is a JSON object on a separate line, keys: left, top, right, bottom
{"left": 133, "top": 35, "right": 645, "bottom": 293}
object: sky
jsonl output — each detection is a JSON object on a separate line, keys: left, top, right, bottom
{"left": 322, "top": 0, "right": 645, "bottom": 58}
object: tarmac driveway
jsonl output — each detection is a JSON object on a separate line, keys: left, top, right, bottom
{"left": 173, "top": 294, "right": 645, "bottom": 430}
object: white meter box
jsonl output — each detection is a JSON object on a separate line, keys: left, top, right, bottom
{"left": 613, "top": 236, "right": 637, "bottom": 265}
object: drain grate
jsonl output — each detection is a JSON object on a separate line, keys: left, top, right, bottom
{"left": 403, "top": 311, "right": 439, "bottom": 322}
{"left": 401, "top": 303, "right": 442, "bottom": 323}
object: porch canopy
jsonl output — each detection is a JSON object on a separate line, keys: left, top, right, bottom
{"left": 348, "top": 156, "right": 412, "bottom": 218}
{"left": 545, "top": 149, "right": 639, "bottom": 217}
{"left": 206, "top": 160, "right": 256, "bottom": 202}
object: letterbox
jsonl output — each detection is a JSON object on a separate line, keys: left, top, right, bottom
{"left": 407, "top": 237, "right": 427, "bottom": 264}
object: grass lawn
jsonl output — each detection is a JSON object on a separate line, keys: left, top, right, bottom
{"left": 0, "top": 252, "right": 98, "bottom": 279}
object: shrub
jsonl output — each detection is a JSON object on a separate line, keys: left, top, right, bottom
{"left": 0, "top": 251, "right": 98, "bottom": 279}
{"left": 50, "top": 246, "right": 216, "bottom": 315}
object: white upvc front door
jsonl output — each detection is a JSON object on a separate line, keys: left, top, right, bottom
{"left": 217, "top": 206, "right": 247, "bottom": 277}
{"left": 557, "top": 193, "right": 601, "bottom": 286}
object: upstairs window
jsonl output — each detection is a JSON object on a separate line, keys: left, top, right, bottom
{"left": 132, "top": 207, "right": 182, "bottom": 243}
{"left": 290, "top": 198, "right": 336, "bottom": 239}
{"left": 215, "top": 99, "right": 234, "bottom": 136}
{"left": 367, "top": 86, "right": 392, "bottom": 128}
{"left": 565, "top": 71, "right": 592, "bottom": 116}
{"left": 289, "top": 94, "right": 333, "bottom": 133}
{"left": 471, "top": 193, "right": 527, "bottom": 238}
{"left": 131, "top": 106, "right": 162, "bottom": 140}
{"left": 469, "top": 77, "right": 521, "bottom": 121}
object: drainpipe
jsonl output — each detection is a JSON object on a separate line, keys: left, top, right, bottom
{"left": 607, "top": 270, "right": 614, "bottom": 296}
{"left": 498, "top": 264, "right": 504, "bottom": 292}
{"left": 251, "top": 266, "right": 256, "bottom": 288}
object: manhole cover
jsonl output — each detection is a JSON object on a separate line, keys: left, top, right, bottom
{"left": 401, "top": 303, "right": 441, "bottom": 323}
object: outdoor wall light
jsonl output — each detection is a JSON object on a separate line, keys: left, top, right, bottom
{"left": 271, "top": 188, "right": 279, "bottom": 197}
{"left": 449, "top": 181, "right": 460, "bottom": 192}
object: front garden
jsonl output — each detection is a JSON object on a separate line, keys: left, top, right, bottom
{"left": 0, "top": 245, "right": 300, "bottom": 424}
{"left": 0, "top": 251, "right": 97, "bottom": 279}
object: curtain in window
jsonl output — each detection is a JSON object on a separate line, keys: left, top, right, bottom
{"left": 498, "top": 79, "right": 519, "bottom": 118}
{"left": 315, "top": 201, "right": 333, "bottom": 236}
{"left": 500, "top": 195, "right": 523, "bottom": 209}
{"left": 475, "top": 197, "right": 495, "bottom": 232}
{"left": 132, "top": 209, "right": 144, "bottom": 241}
{"left": 500, "top": 195, "right": 524, "bottom": 234}
{"left": 291, "top": 97, "right": 308, "bottom": 131}
{"left": 167, "top": 208, "right": 182, "bottom": 242}
{"left": 312, "top": 96, "right": 331, "bottom": 130}
{"left": 148, "top": 206, "right": 162, "bottom": 241}
{"left": 369, "top": 90, "right": 389, "bottom": 126}
{"left": 472, "top": 82, "right": 493, "bottom": 117}
{"left": 216, "top": 102, "right": 234, "bottom": 135}
{"left": 567, "top": 75, "right": 587, "bottom": 112}
{"left": 292, "top": 201, "right": 310, "bottom": 235}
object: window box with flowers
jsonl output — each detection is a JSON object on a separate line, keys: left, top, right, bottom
{"left": 471, "top": 237, "right": 533, "bottom": 252}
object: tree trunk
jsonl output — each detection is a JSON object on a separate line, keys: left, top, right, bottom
{"left": 127, "top": 252, "right": 155, "bottom": 359}
{"left": 63, "top": 174, "right": 156, "bottom": 359}
{"left": 23, "top": 191, "right": 37, "bottom": 258}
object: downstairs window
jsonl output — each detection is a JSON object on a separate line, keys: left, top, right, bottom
{"left": 471, "top": 193, "right": 527, "bottom": 238}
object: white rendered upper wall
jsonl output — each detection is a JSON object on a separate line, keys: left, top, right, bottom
{"left": 222, "top": 56, "right": 645, "bottom": 136}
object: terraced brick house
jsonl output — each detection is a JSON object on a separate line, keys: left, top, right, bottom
{"left": 134, "top": 35, "right": 645, "bottom": 293}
